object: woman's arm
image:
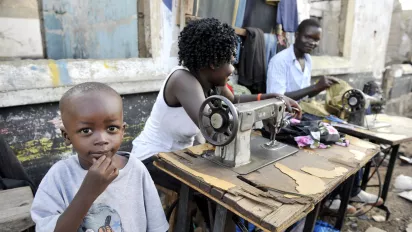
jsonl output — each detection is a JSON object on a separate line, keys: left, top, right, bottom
{"left": 220, "top": 85, "right": 302, "bottom": 118}
{"left": 172, "top": 73, "right": 207, "bottom": 127}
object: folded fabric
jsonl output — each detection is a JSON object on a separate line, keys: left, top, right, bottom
{"left": 278, "top": 119, "right": 349, "bottom": 149}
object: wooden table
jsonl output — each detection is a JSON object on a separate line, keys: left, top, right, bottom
{"left": 334, "top": 114, "right": 412, "bottom": 219}
{"left": 154, "top": 134, "right": 379, "bottom": 232}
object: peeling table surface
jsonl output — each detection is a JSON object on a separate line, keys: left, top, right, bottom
{"left": 154, "top": 135, "right": 379, "bottom": 232}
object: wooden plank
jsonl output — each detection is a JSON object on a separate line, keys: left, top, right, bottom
{"left": 0, "top": 186, "right": 33, "bottom": 209}
{"left": 0, "top": 204, "right": 34, "bottom": 232}
{"left": 180, "top": 0, "right": 186, "bottom": 30}
{"left": 186, "top": 0, "right": 194, "bottom": 15}
{"left": 262, "top": 204, "right": 312, "bottom": 232}
{"left": 137, "top": 0, "right": 148, "bottom": 57}
{"left": 176, "top": 0, "right": 194, "bottom": 26}
{"left": 231, "top": 0, "right": 239, "bottom": 27}
{"left": 235, "top": 27, "right": 247, "bottom": 36}
{"left": 155, "top": 184, "right": 178, "bottom": 232}
{"left": 0, "top": 187, "right": 34, "bottom": 232}
{"left": 213, "top": 204, "right": 228, "bottom": 232}
{"left": 175, "top": 184, "right": 192, "bottom": 232}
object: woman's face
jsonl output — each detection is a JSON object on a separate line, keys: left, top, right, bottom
{"left": 208, "top": 59, "right": 235, "bottom": 87}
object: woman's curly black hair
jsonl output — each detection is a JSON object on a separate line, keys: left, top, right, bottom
{"left": 178, "top": 18, "right": 238, "bottom": 72}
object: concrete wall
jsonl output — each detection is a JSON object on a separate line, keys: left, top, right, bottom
{"left": 309, "top": 0, "right": 341, "bottom": 56}
{"left": 0, "top": 0, "right": 44, "bottom": 58}
{"left": 0, "top": 0, "right": 180, "bottom": 184}
{"left": 386, "top": 0, "right": 412, "bottom": 65}
{"left": 298, "top": 0, "right": 394, "bottom": 78}
{"left": 348, "top": 0, "right": 394, "bottom": 75}
{"left": 0, "top": 93, "right": 157, "bottom": 185}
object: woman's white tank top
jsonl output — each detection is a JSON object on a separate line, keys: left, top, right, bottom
{"left": 131, "top": 67, "right": 200, "bottom": 160}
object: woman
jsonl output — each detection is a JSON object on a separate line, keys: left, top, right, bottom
{"left": 131, "top": 18, "right": 301, "bottom": 191}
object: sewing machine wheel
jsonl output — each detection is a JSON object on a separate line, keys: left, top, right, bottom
{"left": 342, "top": 89, "right": 366, "bottom": 113}
{"left": 198, "top": 96, "right": 239, "bottom": 146}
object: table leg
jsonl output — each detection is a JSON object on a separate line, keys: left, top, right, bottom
{"left": 361, "top": 161, "right": 371, "bottom": 190}
{"left": 303, "top": 203, "right": 321, "bottom": 232}
{"left": 335, "top": 174, "right": 356, "bottom": 230}
{"left": 381, "top": 144, "right": 399, "bottom": 202}
{"left": 207, "top": 200, "right": 215, "bottom": 231}
{"left": 175, "top": 184, "right": 193, "bottom": 232}
{"left": 213, "top": 204, "right": 228, "bottom": 232}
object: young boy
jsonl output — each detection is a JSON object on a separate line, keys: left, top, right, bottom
{"left": 31, "top": 82, "right": 169, "bottom": 232}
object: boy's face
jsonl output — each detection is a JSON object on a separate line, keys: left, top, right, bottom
{"left": 61, "top": 92, "right": 125, "bottom": 169}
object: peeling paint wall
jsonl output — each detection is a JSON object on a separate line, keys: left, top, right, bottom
{"left": 386, "top": 0, "right": 412, "bottom": 65}
{"left": 0, "top": 0, "right": 180, "bottom": 183}
{"left": 299, "top": 0, "right": 394, "bottom": 77}
{"left": 0, "top": 0, "right": 44, "bottom": 58}
{"left": 349, "top": 0, "right": 394, "bottom": 76}
{"left": 0, "top": 93, "right": 157, "bottom": 185}
{"left": 309, "top": 0, "right": 341, "bottom": 56}
{"left": 42, "top": 0, "right": 139, "bottom": 59}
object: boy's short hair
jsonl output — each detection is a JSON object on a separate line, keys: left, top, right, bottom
{"left": 59, "top": 82, "right": 121, "bottom": 114}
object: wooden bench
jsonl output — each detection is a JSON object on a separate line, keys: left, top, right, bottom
{"left": 0, "top": 186, "right": 34, "bottom": 232}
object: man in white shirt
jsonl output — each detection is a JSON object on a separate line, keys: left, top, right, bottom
{"left": 267, "top": 19, "right": 337, "bottom": 100}
{"left": 267, "top": 19, "right": 383, "bottom": 212}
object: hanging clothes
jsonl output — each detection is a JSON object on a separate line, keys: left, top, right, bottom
{"left": 243, "top": 0, "right": 278, "bottom": 33}
{"left": 264, "top": 33, "right": 277, "bottom": 67}
{"left": 238, "top": 27, "right": 267, "bottom": 94}
{"left": 234, "top": 35, "right": 242, "bottom": 64}
{"left": 276, "top": 0, "right": 299, "bottom": 32}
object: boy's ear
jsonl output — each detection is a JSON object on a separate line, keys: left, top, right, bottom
{"left": 120, "top": 123, "right": 126, "bottom": 139}
{"left": 61, "top": 129, "right": 71, "bottom": 146}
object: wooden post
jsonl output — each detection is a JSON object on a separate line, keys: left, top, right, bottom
{"left": 174, "top": 184, "right": 192, "bottom": 232}
{"left": 213, "top": 204, "right": 228, "bottom": 232}
{"left": 180, "top": 0, "right": 185, "bottom": 31}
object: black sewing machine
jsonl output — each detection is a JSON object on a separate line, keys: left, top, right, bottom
{"left": 340, "top": 81, "right": 386, "bottom": 127}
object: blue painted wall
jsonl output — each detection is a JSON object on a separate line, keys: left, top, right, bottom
{"left": 42, "top": 0, "right": 138, "bottom": 59}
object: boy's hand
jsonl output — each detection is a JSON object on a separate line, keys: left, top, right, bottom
{"left": 80, "top": 156, "right": 119, "bottom": 198}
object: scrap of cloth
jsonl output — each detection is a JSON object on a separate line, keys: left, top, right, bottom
{"left": 277, "top": 119, "right": 349, "bottom": 149}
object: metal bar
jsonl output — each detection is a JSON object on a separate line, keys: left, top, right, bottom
{"left": 381, "top": 144, "right": 399, "bottom": 201}
{"left": 303, "top": 203, "right": 321, "bottom": 232}
{"left": 175, "top": 184, "right": 192, "bottom": 232}
{"left": 213, "top": 204, "right": 228, "bottom": 232}
{"left": 335, "top": 174, "right": 356, "bottom": 230}
{"left": 361, "top": 161, "right": 371, "bottom": 190}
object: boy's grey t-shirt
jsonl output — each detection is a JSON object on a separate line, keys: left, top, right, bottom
{"left": 31, "top": 154, "right": 169, "bottom": 232}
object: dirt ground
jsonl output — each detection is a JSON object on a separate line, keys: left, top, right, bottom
{"left": 336, "top": 142, "right": 412, "bottom": 232}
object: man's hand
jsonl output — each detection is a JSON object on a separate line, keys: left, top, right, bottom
{"left": 282, "top": 96, "right": 302, "bottom": 119}
{"left": 79, "top": 156, "right": 119, "bottom": 199}
{"left": 315, "top": 76, "right": 339, "bottom": 91}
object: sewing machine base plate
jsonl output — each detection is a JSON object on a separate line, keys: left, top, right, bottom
{"left": 204, "top": 136, "right": 299, "bottom": 175}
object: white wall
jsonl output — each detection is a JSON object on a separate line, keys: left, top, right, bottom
{"left": 298, "top": 0, "right": 394, "bottom": 77}
{"left": 349, "top": 0, "right": 394, "bottom": 75}
{"left": 0, "top": 0, "right": 43, "bottom": 58}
